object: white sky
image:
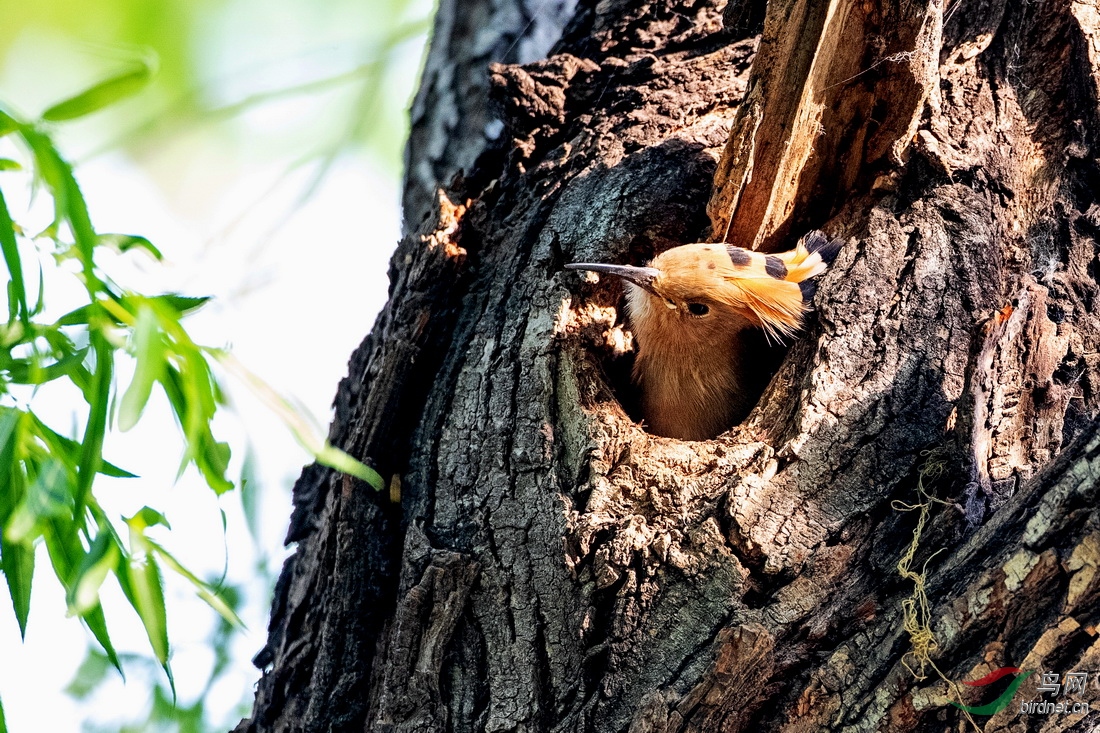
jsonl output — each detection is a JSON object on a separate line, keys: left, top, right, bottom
{"left": 0, "top": 0, "right": 425, "bottom": 727}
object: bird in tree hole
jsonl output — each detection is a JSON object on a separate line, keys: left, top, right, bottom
{"left": 567, "top": 230, "right": 842, "bottom": 441}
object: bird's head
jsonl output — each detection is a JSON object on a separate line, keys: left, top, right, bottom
{"left": 567, "top": 243, "right": 812, "bottom": 345}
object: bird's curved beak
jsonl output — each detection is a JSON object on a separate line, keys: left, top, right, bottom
{"left": 565, "top": 262, "right": 661, "bottom": 296}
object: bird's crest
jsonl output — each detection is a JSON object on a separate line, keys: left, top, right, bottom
{"left": 718, "top": 229, "right": 842, "bottom": 339}
{"left": 607, "top": 230, "right": 843, "bottom": 341}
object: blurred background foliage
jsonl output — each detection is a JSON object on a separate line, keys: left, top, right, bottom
{"left": 0, "top": 0, "right": 429, "bottom": 172}
{"left": 0, "top": 0, "right": 432, "bottom": 730}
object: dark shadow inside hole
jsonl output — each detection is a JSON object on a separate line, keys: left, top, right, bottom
{"left": 733, "top": 328, "right": 790, "bottom": 419}
{"left": 605, "top": 343, "right": 640, "bottom": 422}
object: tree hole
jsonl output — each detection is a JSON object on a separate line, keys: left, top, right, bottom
{"left": 571, "top": 274, "right": 790, "bottom": 439}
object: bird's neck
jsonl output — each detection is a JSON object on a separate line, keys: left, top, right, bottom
{"left": 626, "top": 294, "right": 755, "bottom": 440}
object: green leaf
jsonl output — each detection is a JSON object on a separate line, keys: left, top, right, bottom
{"left": 60, "top": 164, "right": 99, "bottom": 288}
{"left": 198, "top": 438, "right": 233, "bottom": 495}
{"left": 0, "top": 320, "right": 25, "bottom": 349}
{"left": 18, "top": 128, "right": 101, "bottom": 292}
{"left": 56, "top": 302, "right": 109, "bottom": 327}
{"left": 80, "top": 603, "right": 123, "bottom": 676}
{"left": 31, "top": 263, "right": 44, "bottom": 316}
{"left": 6, "top": 281, "right": 16, "bottom": 323}
{"left": 152, "top": 294, "right": 211, "bottom": 315}
{"left": 119, "top": 305, "right": 164, "bottom": 431}
{"left": 0, "top": 693, "right": 7, "bottom": 733}
{"left": 212, "top": 351, "right": 385, "bottom": 490}
{"left": 159, "top": 353, "right": 234, "bottom": 494}
{"left": 39, "top": 513, "right": 121, "bottom": 673}
{"left": 73, "top": 334, "right": 112, "bottom": 523}
{"left": 0, "top": 410, "right": 21, "bottom": 528}
{"left": 57, "top": 294, "right": 209, "bottom": 328}
{"left": 40, "top": 516, "right": 77, "bottom": 584}
{"left": 183, "top": 350, "right": 217, "bottom": 426}
{"left": 239, "top": 445, "right": 261, "bottom": 542}
{"left": 122, "top": 542, "right": 170, "bottom": 668}
{"left": 5, "top": 460, "right": 74, "bottom": 543}
{"left": 315, "top": 444, "right": 386, "bottom": 491}
{"left": 26, "top": 413, "right": 136, "bottom": 479}
{"left": 0, "top": 407, "right": 20, "bottom": 470}
{"left": 158, "top": 366, "right": 192, "bottom": 473}
{"left": 41, "top": 64, "right": 154, "bottom": 122}
{"left": 127, "top": 506, "right": 170, "bottom": 532}
{"left": 147, "top": 540, "right": 244, "bottom": 628}
{"left": 67, "top": 530, "right": 120, "bottom": 617}
{"left": 0, "top": 536, "right": 34, "bottom": 638}
{"left": 97, "top": 233, "right": 162, "bottom": 260}
{"left": 0, "top": 108, "right": 18, "bottom": 137}
{"left": 0, "top": 188, "right": 29, "bottom": 324}
{"left": 0, "top": 159, "right": 21, "bottom": 172}
{"left": 4, "top": 348, "right": 88, "bottom": 386}
{"left": 64, "top": 648, "right": 113, "bottom": 700}
{"left": 95, "top": 460, "right": 138, "bottom": 479}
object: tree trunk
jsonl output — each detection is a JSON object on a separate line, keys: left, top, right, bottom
{"left": 236, "top": 0, "right": 1100, "bottom": 731}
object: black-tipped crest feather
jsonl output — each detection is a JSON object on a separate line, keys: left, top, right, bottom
{"left": 802, "top": 230, "right": 843, "bottom": 264}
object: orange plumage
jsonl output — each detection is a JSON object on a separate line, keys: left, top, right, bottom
{"left": 567, "top": 230, "right": 841, "bottom": 440}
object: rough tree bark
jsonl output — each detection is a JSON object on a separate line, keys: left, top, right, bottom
{"left": 236, "top": 0, "right": 1100, "bottom": 731}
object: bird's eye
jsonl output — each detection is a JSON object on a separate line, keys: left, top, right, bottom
{"left": 687, "top": 302, "right": 709, "bottom": 316}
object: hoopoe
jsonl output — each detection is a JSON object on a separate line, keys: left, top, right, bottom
{"left": 567, "top": 231, "right": 842, "bottom": 440}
